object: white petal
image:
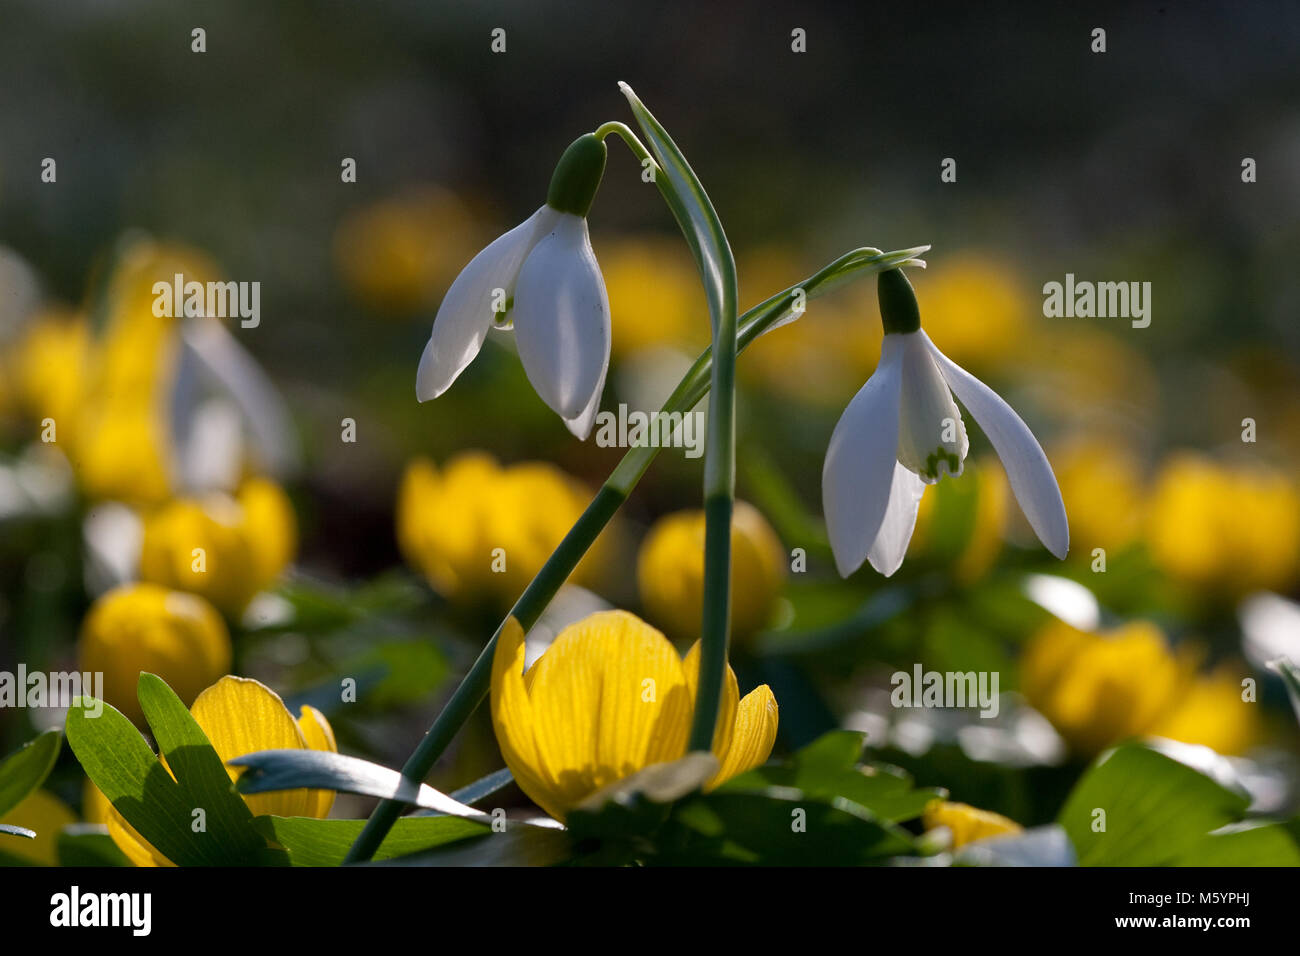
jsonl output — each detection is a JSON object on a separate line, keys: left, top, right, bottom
{"left": 176, "top": 318, "right": 299, "bottom": 479}
{"left": 561, "top": 353, "right": 608, "bottom": 440}
{"left": 866, "top": 462, "right": 926, "bottom": 576}
{"left": 921, "top": 331, "right": 1069, "bottom": 558}
{"left": 822, "top": 338, "right": 905, "bottom": 577}
{"left": 416, "top": 206, "right": 557, "bottom": 401}
{"left": 512, "top": 213, "right": 611, "bottom": 423}
{"left": 895, "top": 332, "right": 968, "bottom": 483}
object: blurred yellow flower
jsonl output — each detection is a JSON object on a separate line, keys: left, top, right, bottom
{"left": 1151, "top": 666, "right": 1261, "bottom": 757}
{"left": 600, "top": 237, "right": 706, "bottom": 358}
{"left": 739, "top": 246, "right": 880, "bottom": 405}
{"left": 334, "top": 186, "right": 482, "bottom": 315}
{"left": 1022, "top": 619, "right": 1259, "bottom": 757}
{"left": 922, "top": 800, "right": 1021, "bottom": 850}
{"left": 77, "top": 583, "right": 232, "bottom": 725}
{"left": 1147, "top": 453, "right": 1300, "bottom": 596}
{"left": 85, "top": 675, "right": 337, "bottom": 867}
{"left": 0, "top": 789, "right": 77, "bottom": 866}
{"left": 10, "top": 307, "right": 90, "bottom": 436}
{"left": 71, "top": 403, "right": 173, "bottom": 504}
{"left": 1053, "top": 435, "right": 1146, "bottom": 555}
{"left": 397, "top": 451, "right": 604, "bottom": 602}
{"left": 139, "top": 477, "right": 297, "bottom": 616}
{"left": 910, "top": 254, "right": 1030, "bottom": 371}
{"left": 912, "top": 456, "right": 1009, "bottom": 582}
{"left": 490, "top": 610, "right": 778, "bottom": 821}
{"left": 637, "top": 500, "right": 786, "bottom": 642}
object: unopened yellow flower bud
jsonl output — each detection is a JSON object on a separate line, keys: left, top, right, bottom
{"left": 77, "top": 583, "right": 231, "bottom": 724}
{"left": 637, "top": 501, "right": 786, "bottom": 643}
{"left": 139, "top": 478, "right": 297, "bottom": 616}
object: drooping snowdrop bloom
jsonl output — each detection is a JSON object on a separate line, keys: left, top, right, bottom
{"left": 416, "top": 134, "right": 612, "bottom": 439}
{"left": 822, "top": 267, "right": 1068, "bottom": 577}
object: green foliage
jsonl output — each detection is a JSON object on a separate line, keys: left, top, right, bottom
{"left": 256, "top": 816, "right": 489, "bottom": 866}
{"left": 1058, "top": 744, "right": 1250, "bottom": 866}
{"left": 0, "top": 729, "right": 61, "bottom": 818}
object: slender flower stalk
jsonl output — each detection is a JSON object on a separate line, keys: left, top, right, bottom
{"left": 345, "top": 245, "right": 928, "bottom": 862}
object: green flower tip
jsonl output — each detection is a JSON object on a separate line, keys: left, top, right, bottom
{"left": 878, "top": 266, "right": 921, "bottom": 335}
{"left": 546, "top": 133, "right": 608, "bottom": 218}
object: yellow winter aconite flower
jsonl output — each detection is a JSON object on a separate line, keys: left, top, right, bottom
{"left": 1146, "top": 453, "right": 1300, "bottom": 596}
{"left": 1151, "top": 667, "right": 1261, "bottom": 757}
{"left": 86, "top": 676, "right": 337, "bottom": 867}
{"left": 911, "top": 456, "right": 1009, "bottom": 582}
{"left": 1054, "top": 436, "right": 1146, "bottom": 554}
{"left": 637, "top": 500, "right": 786, "bottom": 642}
{"left": 910, "top": 254, "right": 1029, "bottom": 371}
{"left": 601, "top": 237, "right": 706, "bottom": 358}
{"left": 0, "top": 790, "right": 77, "bottom": 866}
{"left": 77, "top": 583, "right": 232, "bottom": 725}
{"left": 923, "top": 800, "right": 1021, "bottom": 850}
{"left": 11, "top": 307, "right": 91, "bottom": 435}
{"left": 491, "top": 610, "right": 778, "bottom": 822}
{"left": 1021, "top": 620, "right": 1190, "bottom": 757}
{"left": 1021, "top": 619, "right": 1259, "bottom": 757}
{"left": 334, "top": 186, "right": 482, "bottom": 315}
{"left": 139, "top": 477, "right": 297, "bottom": 616}
{"left": 397, "top": 452, "right": 604, "bottom": 602}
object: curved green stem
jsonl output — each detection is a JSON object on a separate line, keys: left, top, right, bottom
{"left": 343, "top": 245, "right": 927, "bottom": 863}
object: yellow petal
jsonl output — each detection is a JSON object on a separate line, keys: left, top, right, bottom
{"left": 84, "top": 782, "right": 174, "bottom": 868}
{"left": 523, "top": 610, "right": 692, "bottom": 817}
{"left": 708, "top": 684, "right": 779, "bottom": 789}
{"left": 296, "top": 705, "right": 338, "bottom": 819}
{"left": 682, "top": 640, "right": 740, "bottom": 761}
{"left": 490, "top": 617, "right": 566, "bottom": 821}
{"left": 189, "top": 675, "right": 316, "bottom": 819}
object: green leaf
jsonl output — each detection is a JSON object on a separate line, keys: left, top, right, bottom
{"left": 1172, "top": 821, "right": 1300, "bottom": 866}
{"left": 136, "top": 673, "right": 267, "bottom": 862}
{"left": 57, "top": 826, "right": 130, "bottom": 867}
{"left": 619, "top": 82, "right": 735, "bottom": 337}
{"left": 1058, "top": 743, "right": 1250, "bottom": 866}
{"left": 377, "top": 825, "right": 573, "bottom": 867}
{"left": 231, "top": 749, "right": 488, "bottom": 819}
{"left": 65, "top": 695, "right": 250, "bottom": 866}
{"left": 721, "top": 731, "right": 945, "bottom": 823}
{"left": 668, "top": 788, "right": 916, "bottom": 865}
{"left": 255, "top": 815, "right": 490, "bottom": 866}
{"left": 0, "top": 729, "right": 62, "bottom": 818}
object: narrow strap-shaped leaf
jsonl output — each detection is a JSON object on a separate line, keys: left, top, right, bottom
{"left": 1268, "top": 657, "right": 1300, "bottom": 727}
{"left": 231, "top": 749, "right": 491, "bottom": 821}
{"left": 618, "top": 82, "right": 736, "bottom": 336}
{"left": 0, "top": 729, "right": 62, "bottom": 818}
{"left": 136, "top": 672, "right": 266, "bottom": 862}
{"left": 0, "top": 824, "right": 36, "bottom": 839}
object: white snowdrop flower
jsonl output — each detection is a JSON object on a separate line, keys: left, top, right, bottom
{"left": 822, "top": 267, "right": 1068, "bottom": 577}
{"left": 416, "top": 134, "right": 611, "bottom": 439}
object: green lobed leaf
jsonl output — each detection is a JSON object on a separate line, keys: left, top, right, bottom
{"left": 0, "top": 729, "right": 62, "bottom": 818}
{"left": 57, "top": 826, "right": 130, "bottom": 867}
{"left": 255, "top": 815, "right": 490, "bottom": 866}
{"left": 721, "top": 730, "right": 945, "bottom": 823}
{"left": 65, "top": 695, "right": 229, "bottom": 866}
{"left": 1172, "top": 820, "right": 1300, "bottom": 866}
{"left": 1058, "top": 743, "right": 1250, "bottom": 866}
{"left": 136, "top": 672, "right": 268, "bottom": 863}
{"left": 376, "top": 825, "right": 573, "bottom": 867}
